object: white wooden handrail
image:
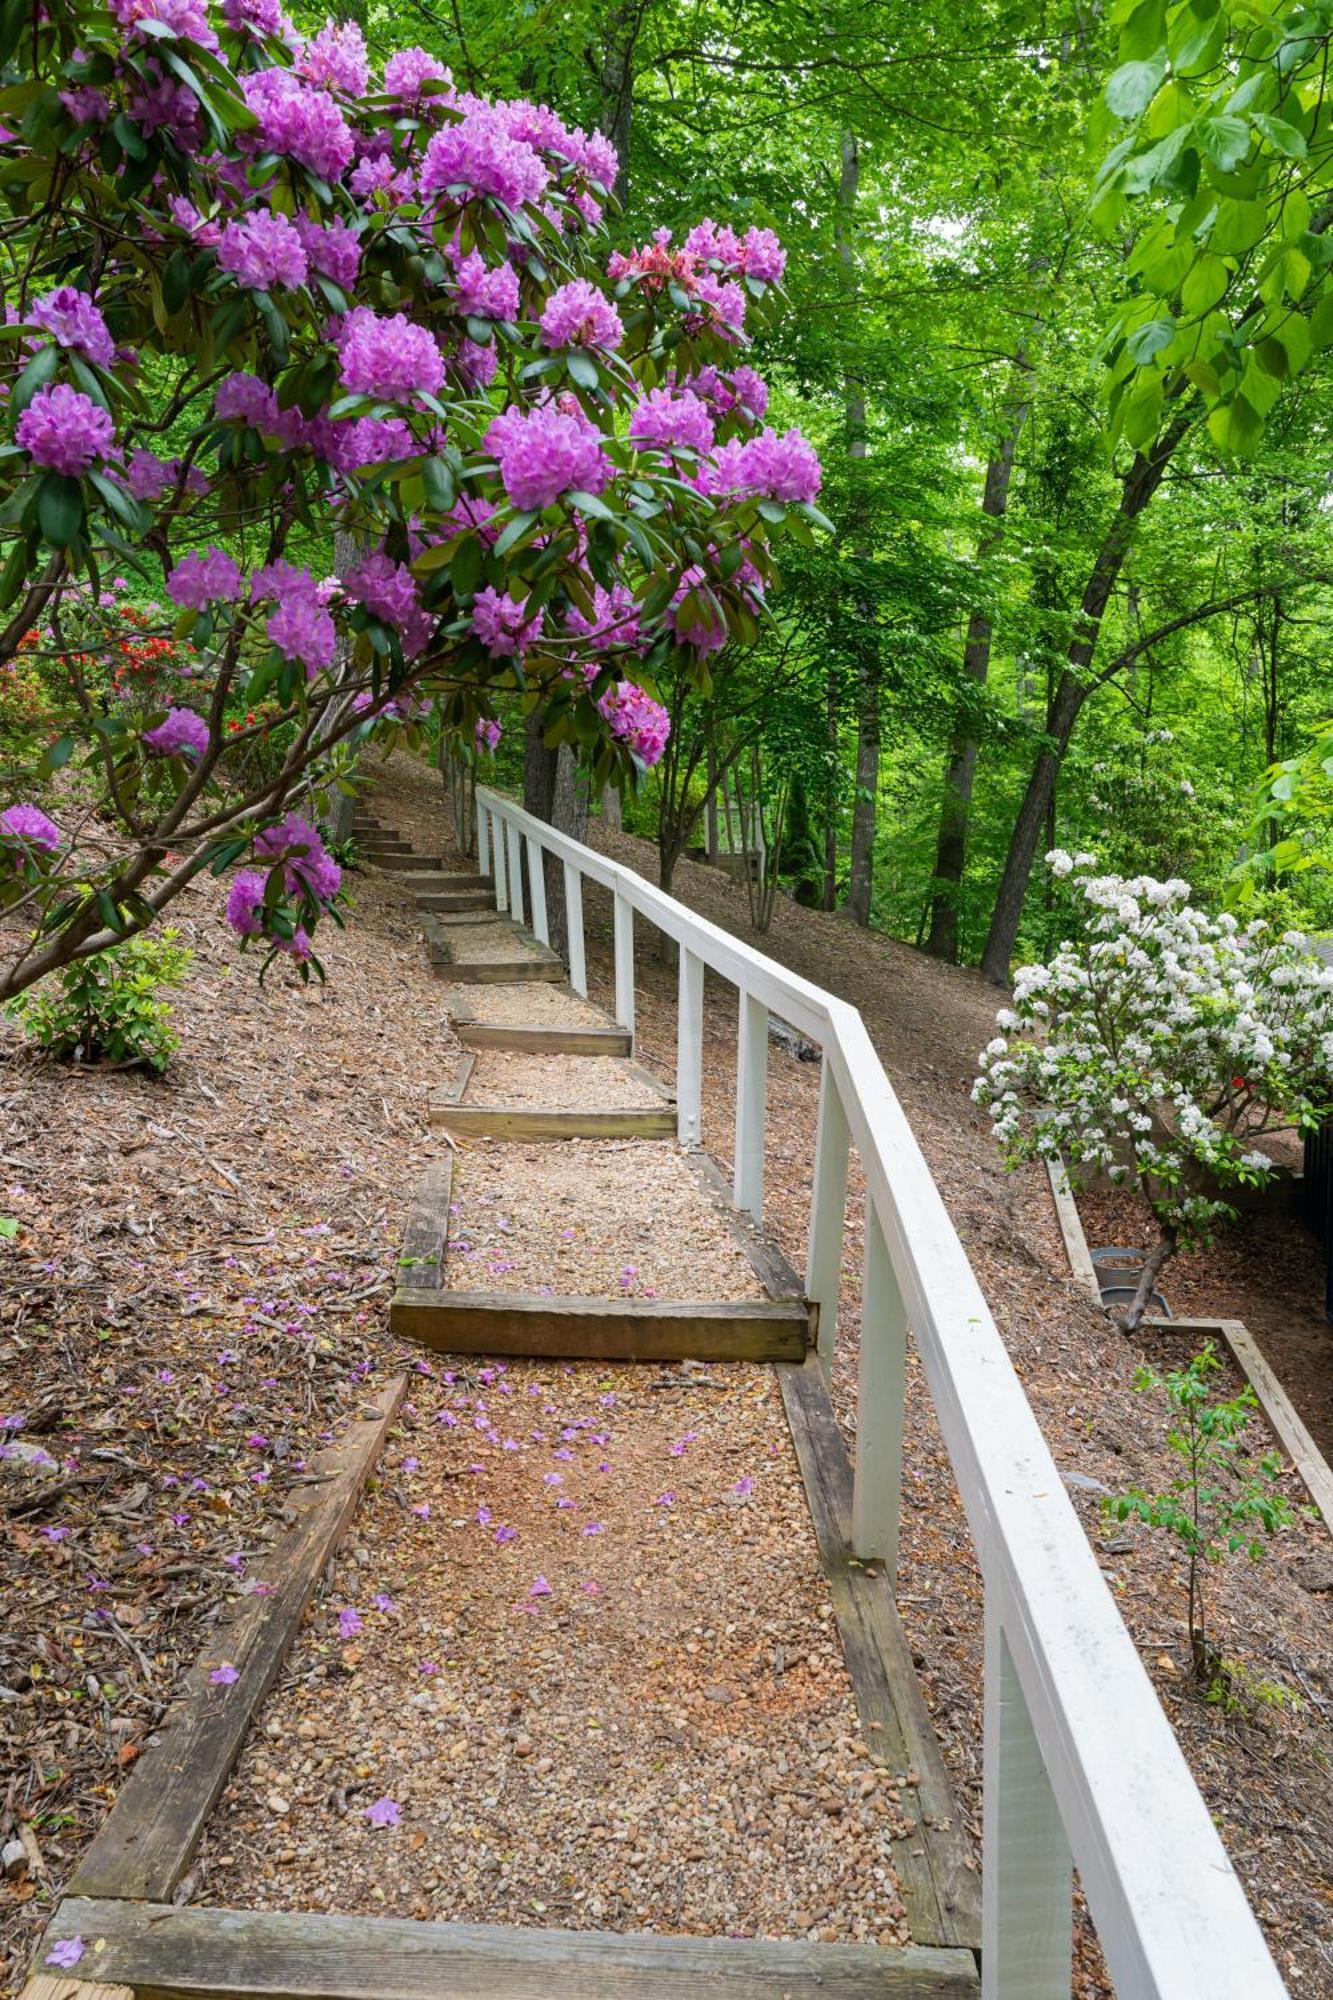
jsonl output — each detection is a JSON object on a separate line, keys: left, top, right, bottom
{"left": 474, "top": 785, "right": 1287, "bottom": 2000}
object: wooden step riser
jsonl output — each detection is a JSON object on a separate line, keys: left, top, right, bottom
{"left": 405, "top": 873, "right": 494, "bottom": 892}
{"left": 38, "top": 1898, "right": 980, "bottom": 1998}
{"left": 456, "top": 1023, "right": 632, "bottom": 1056}
{"left": 391, "top": 1287, "right": 812, "bottom": 1363}
{"left": 430, "top": 960, "right": 565, "bottom": 984}
{"left": 429, "top": 1104, "right": 677, "bottom": 1140}
{"left": 415, "top": 893, "right": 496, "bottom": 912}
{"left": 374, "top": 853, "right": 445, "bottom": 871}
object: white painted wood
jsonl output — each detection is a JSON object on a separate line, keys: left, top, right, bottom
{"left": 476, "top": 803, "right": 490, "bottom": 879}
{"left": 527, "top": 834, "right": 549, "bottom": 946}
{"left": 853, "top": 1205, "right": 906, "bottom": 1578}
{"left": 613, "top": 893, "right": 635, "bottom": 1040}
{"left": 734, "top": 989, "right": 767, "bottom": 1222}
{"left": 505, "top": 820, "right": 525, "bottom": 927}
{"left": 806, "top": 1064, "right": 851, "bottom": 1371}
{"left": 564, "top": 862, "right": 586, "bottom": 997}
{"left": 491, "top": 807, "right": 508, "bottom": 912}
{"left": 1044, "top": 1157, "right": 1100, "bottom": 1302}
{"left": 472, "top": 788, "right": 1287, "bottom": 2000}
{"left": 676, "top": 948, "right": 704, "bottom": 1146}
{"left": 983, "top": 1594, "right": 1071, "bottom": 2000}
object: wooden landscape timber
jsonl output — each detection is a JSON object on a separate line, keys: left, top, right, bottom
{"left": 446, "top": 993, "right": 632, "bottom": 1057}
{"left": 34, "top": 1899, "right": 981, "bottom": 2000}
{"left": 428, "top": 1101, "right": 677, "bottom": 1140}
{"left": 390, "top": 1285, "right": 811, "bottom": 1361}
{"left": 66, "top": 1379, "right": 408, "bottom": 1905}
{"left": 19, "top": 1981, "right": 133, "bottom": 2000}
{"left": 777, "top": 1356, "right": 981, "bottom": 1953}
{"left": 1043, "top": 1162, "right": 1333, "bottom": 1540}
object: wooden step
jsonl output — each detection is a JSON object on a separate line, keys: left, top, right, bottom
{"left": 456, "top": 1020, "right": 632, "bottom": 1056}
{"left": 403, "top": 870, "right": 495, "bottom": 893}
{"left": 414, "top": 889, "right": 496, "bottom": 912}
{"left": 392, "top": 1286, "right": 812, "bottom": 1361}
{"left": 431, "top": 956, "right": 565, "bottom": 984}
{"left": 430, "top": 1101, "right": 677, "bottom": 1140}
{"left": 39, "top": 1898, "right": 981, "bottom": 1998}
{"left": 373, "top": 850, "right": 445, "bottom": 872}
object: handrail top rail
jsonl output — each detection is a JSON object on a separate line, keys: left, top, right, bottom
{"left": 475, "top": 784, "right": 1287, "bottom": 1997}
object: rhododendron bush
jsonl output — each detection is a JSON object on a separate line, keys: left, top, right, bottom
{"left": 974, "top": 854, "right": 1333, "bottom": 1329}
{"left": 0, "top": 1, "right": 825, "bottom": 994}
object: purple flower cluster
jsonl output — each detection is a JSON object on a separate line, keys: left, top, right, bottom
{"left": 666, "top": 565, "right": 727, "bottom": 654}
{"left": 686, "top": 364, "right": 769, "bottom": 422}
{"left": 222, "top": 0, "right": 289, "bottom": 35}
{"left": 251, "top": 560, "right": 336, "bottom": 674}
{"left": 344, "top": 551, "right": 432, "bottom": 656}
{"left": 296, "top": 18, "right": 368, "bottom": 95}
{"left": 629, "top": 386, "right": 715, "bottom": 455}
{"left": 166, "top": 547, "right": 244, "bottom": 610}
{"left": 484, "top": 400, "right": 611, "bottom": 511}
{"left": 565, "top": 582, "right": 640, "bottom": 652}
{"left": 219, "top": 212, "right": 309, "bottom": 292}
{"left": 225, "top": 869, "right": 314, "bottom": 963}
{"left": 453, "top": 250, "right": 520, "bottom": 322}
{"left": 111, "top": 0, "right": 218, "bottom": 52}
{"left": 295, "top": 215, "right": 361, "bottom": 290}
{"left": 471, "top": 585, "right": 544, "bottom": 659}
{"left": 31, "top": 286, "right": 116, "bottom": 368}
{"left": 143, "top": 707, "right": 210, "bottom": 759}
{"left": 59, "top": 83, "right": 111, "bottom": 125}
{"left": 213, "top": 372, "right": 412, "bottom": 476}
{"left": 384, "top": 47, "right": 451, "bottom": 101}
{"left": 539, "top": 279, "right": 623, "bottom": 350}
{"left": 254, "top": 813, "right": 342, "bottom": 904}
{"left": 475, "top": 716, "right": 502, "bottom": 752}
{"left": 16, "top": 384, "right": 114, "bottom": 475}
{"left": 683, "top": 218, "right": 786, "bottom": 284}
{"left": 597, "top": 679, "right": 670, "bottom": 766}
{"left": 337, "top": 308, "right": 444, "bottom": 402}
{"left": 241, "top": 69, "right": 355, "bottom": 181}
{"left": 419, "top": 108, "right": 550, "bottom": 211}
{"left": 707, "top": 425, "right": 822, "bottom": 504}
{"left": 126, "top": 449, "right": 208, "bottom": 501}
{"left": 1, "top": 803, "right": 61, "bottom": 859}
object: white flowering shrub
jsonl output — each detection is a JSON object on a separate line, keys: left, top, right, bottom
{"left": 974, "top": 852, "right": 1333, "bottom": 1327}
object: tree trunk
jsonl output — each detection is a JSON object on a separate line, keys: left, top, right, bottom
{"left": 836, "top": 129, "right": 878, "bottom": 928}
{"left": 979, "top": 415, "right": 1192, "bottom": 984}
{"left": 601, "top": 784, "right": 622, "bottom": 829}
{"left": 924, "top": 359, "right": 1032, "bottom": 961}
{"left": 598, "top": 4, "right": 639, "bottom": 209}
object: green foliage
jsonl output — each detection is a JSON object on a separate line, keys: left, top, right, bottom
{"left": 1104, "top": 1345, "right": 1295, "bottom": 1685}
{"left": 8, "top": 928, "right": 193, "bottom": 1073}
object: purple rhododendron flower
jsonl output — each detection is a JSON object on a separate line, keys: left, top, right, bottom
{"left": 241, "top": 69, "right": 355, "bottom": 180}
{"left": 565, "top": 583, "right": 640, "bottom": 653}
{"left": 364, "top": 1795, "right": 400, "bottom": 1827}
{"left": 210, "top": 1661, "right": 240, "bottom": 1685}
{"left": 475, "top": 716, "right": 502, "bottom": 752}
{"left": 45, "top": 1937, "right": 85, "bottom": 1970}
{"left": 110, "top": 0, "right": 218, "bottom": 51}
{"left": 540, "top": 279, "right": 623, "bottom": 350}
{"left": 484, "top": 400, "right": 611, "bottom": 511}
{"left": 629, "top": 386, "right": 715, "bottom": 456}
{"left": 297, "top": 17, "right": 369, "bottom": 95}
{"left": 338, "top": 1606, "right": 362, "bottom": 1639}
{"left": 471, "top": 584, "right": 543, "bottom": 660}
{"left": 419, "top": 107, "right": 550, "bottom": 210}
{"left": 143, "top": 707, "right": 210, "bottom": 759}
{"left": 384, "top": 47, "right": 452, "bottom": 100}
{"left": 254, "top": 813, "right": 341, "bottom": 904}
{"left": 596, "top": 679, "right": 670, "bottom": 765}
{"left": 1, "top": 804, "right": 61, "bottom": 856}
{"left": 252, "top": 560, "right": 337, "bottom": 675}
{"left": 219, "top": 212, "right": 309, "bottom": 292}
{"left": 225, "top": 870, "right": 266, "bottom": 940}
{"left": 166, "top": 547, "right": 244, "bottom": 609}
{"left": 337, "top": 307, "right": 445, "bottom": 402}
{"left": 31, "top": 286, "right": 116, "bottom": 367}
{"left": 294, "top": 216, "right": 361, "bottom": 290}
{"left": 223, "top": 0, "right": 289, "bottom": 34}
{"left": 16, "top": 384, "right": 115, "bottom": 475}
{"left": 454, "top": 249, "right": 520, "bottom": 321}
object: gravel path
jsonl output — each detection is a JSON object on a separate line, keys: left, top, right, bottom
{"left": 463, "top": 1052, "right": 667, "bottom": 1110}
{"left": 443, "top": 1140, "right": 767, "bottom": 1299}
{"left": 195, "top": 1362, "right": 913, "bottom": 1947}
{"left": 440, "top": 983, "right": 617, "bottom": 1029}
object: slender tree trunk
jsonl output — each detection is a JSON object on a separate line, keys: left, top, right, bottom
{"left": 598, "top": 2, "right": 642, "bottom": 208}
{"left": 924, "top": 358, "right": 1032, "bottom": 961}
{"left": 836, "top": 131, "right": 878, "bottom": 928}
{"left": 979, "top": 415, "right": 1192, "bottom": 984}
{"left": 822, "top": 672, "right": 839, "bottom": 909}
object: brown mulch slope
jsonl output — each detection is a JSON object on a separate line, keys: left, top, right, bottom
{"left": 569, "top": 810, "right": 1333, "bottom": 1999}
{"left": 0, "top": 771, "right": 461, "bottom": 1993}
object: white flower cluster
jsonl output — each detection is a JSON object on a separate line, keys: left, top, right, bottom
{"left": 973, "top": 855, "right": 1333, "bottom": 1242}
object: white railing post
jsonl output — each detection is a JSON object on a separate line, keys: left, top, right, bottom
{"left": 734, "top": 989, "right": 767, "bottom": 1221}
{"left": 982, "top": 1595, "right": 1072, "bottom": 2000}
{"left": 506, "top": 820, "right": 524, "bottom": 926}
{"left": 676, "top": 948, "right": 704, "bottom": 1146}
{"left": 492, "top": 809, "right": 508, "bottom": 912}
{"left": 527, "top": 834, "right": 549, "bottom": 945}
{"left": 852, "top": 1205, "right": 907, "bottom": 1576}
{"left": 805, "top": 1063, "right": 851, "bottom": 1373}
{"left": 613, "top": 892, "right": 635, "bottom": 1040}
{"left": 564, "top": 862, "right": 586, "bottom": 996}
{"left": 476, "top": 802, "right": 490, "bottom": 879}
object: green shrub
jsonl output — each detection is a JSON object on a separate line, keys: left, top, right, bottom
{"left": 8, "top": 930, "right": 192, "bottom": 1073}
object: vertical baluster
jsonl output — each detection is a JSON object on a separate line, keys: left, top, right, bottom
{"left": 982, "top": 1597, "right": 1072, "bottom": 2000}
{"left": 734, "top": 990, "right": 767, "bottom": 1221}
{"left": 852, "top": 1206, "right": 907, "bottom": 1576}
{"left": 676, "top": 948, "right": 704, "bottom": 1146}
{"left": 613, "top": 893, "right": 635, "bottom": 1041}
{"left": 492, "top": 812, "right": 508, "bottom": 913}
{"left": 805, "top": 1064, "right": 850, "bottom": 1373}
{"left": 527, "top": 835, "right": 549, "bottom": 945}
{"left": 565, "top": 863, "right": 587, "bottom": 996}
{"left": 476, "top": 803, "right": 490, "bottom": 880}
{"left": 506, "top": 821, "right": 524, "bottom": 926}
